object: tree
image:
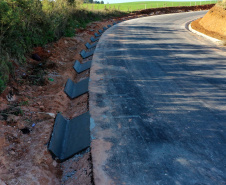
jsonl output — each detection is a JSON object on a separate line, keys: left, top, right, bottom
{"left": 101, "top": 0, "right": 104, "bottom": 4}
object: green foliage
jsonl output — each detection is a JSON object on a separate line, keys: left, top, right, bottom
{"left": 0, "top": 79, "right": 6, "bottom": 93}
{"left": 0, "top": 0, "right": 125, "bottom": 93}
{"left": 19, "top": 100, "right": 29, "bottom": 106}
{"left": 0, "top": 59, "right": 12, "bottom": 93}
{"left": 0, "top": 0, "right": 123, "bottom": 60}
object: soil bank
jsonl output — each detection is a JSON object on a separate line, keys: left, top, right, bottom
{"left": 191, "top": 5, "right": 226, "bottom": 41}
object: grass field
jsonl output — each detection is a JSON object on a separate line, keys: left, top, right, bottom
{"left": 82, "top": 1, "right": 217, "bottom": 12}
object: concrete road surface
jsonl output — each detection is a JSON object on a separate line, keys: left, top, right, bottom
{"left": 89, "top": 11, "right": 226, "bottom": 185}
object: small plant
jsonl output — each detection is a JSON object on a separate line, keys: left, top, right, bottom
{"left": 15, "top": 108, "right": 24, "bottom": 116}
{"left": 0, "top": 79, "right": 6, "bottom": 94}
{"left": 19, "top": 101, "right": 29, "bottom": 106}
{"left": 0, "top": 59, "right": 12, "bottom": 93}
{"left": 0, "top": 105, "right": 24, "bottom": 121}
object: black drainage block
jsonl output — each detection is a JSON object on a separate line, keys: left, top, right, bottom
{"left": 98, "top": 29, "right": 103, "bottom": 34}
{"left": 90, "top": 36, "right": 99, "bottom": 42}
{"left": 74, "top": 60, "right": 92, "bottom": 74}
{"left": 48, "top": 112, "right": 90, "bottom": 161}
{"left": 95, "top": 32, "right": 102, "bottom": 37}
{"left": 85, "top": 42, "right": 97, "bottom": 49}
{"left": 64, "top": 78, "right": 89, "bottom": 99}
{"left": 113, "top": 22, "right": 117, "bottom": 25}
{"left": 103, "top": 26, "right": 108, "bottom": 31}
{"left": 107, "top": 25, "right": 111, "bottom": 28}
{"left": 80, "top": 49, "right": 94, "bottom": 59}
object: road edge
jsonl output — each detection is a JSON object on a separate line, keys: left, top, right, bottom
{"left": 188, "top": 20, "right": 223, "bottom": 45}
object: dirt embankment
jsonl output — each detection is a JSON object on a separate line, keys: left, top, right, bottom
{"left": 191, "top": 5, "right": 226, "bottom": 41}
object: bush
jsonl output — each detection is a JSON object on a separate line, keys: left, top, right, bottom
{"left": 0, "top": 59, "right": 12, "bottom": 93}
{"left": 0, "top": 0, "right": 125, "bottom": 93}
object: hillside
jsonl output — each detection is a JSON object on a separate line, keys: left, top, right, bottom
{"left": 191, "top": 4, "right": 226, "bottom": 41}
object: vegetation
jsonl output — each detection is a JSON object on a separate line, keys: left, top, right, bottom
{"left": 0, "top": 0, "right": 124, "bottom": 93}
{"left": 83, "top": 1, "right": 217, "bottom": 12}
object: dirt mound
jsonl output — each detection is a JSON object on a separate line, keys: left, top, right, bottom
{"left": 191, "top": 5, "right": 226, "bottom": 41}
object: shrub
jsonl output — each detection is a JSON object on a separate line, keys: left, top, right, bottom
{"left": 0, "top": 0, "right": 125, "bottom": 93}
{"left": 0, "top": 59, "right": 12, "bottom": 93}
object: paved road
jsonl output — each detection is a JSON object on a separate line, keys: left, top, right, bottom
{"left": 89, "top": 11, "right": 226, "bottom": 185}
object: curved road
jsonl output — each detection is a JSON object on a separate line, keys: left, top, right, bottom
{"left": 89, "top": 11, "right": 226, "bottom": 185}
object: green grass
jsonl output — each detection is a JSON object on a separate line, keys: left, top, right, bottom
{"left": 83, "top": 1, "right": 217, "bottom": 12}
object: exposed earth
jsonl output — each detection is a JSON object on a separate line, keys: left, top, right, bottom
{"left": 191, "top": 5, "right": 226, "bottom": 41}
{"left": 0, "top": 19, "right": 116, "bottom": 185}
{"left": 0, "top": 4, "right": 223, "bottom": 185}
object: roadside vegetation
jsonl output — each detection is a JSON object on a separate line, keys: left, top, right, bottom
{"left": 0, "top": 0, "right": 124, "bottom": 93}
